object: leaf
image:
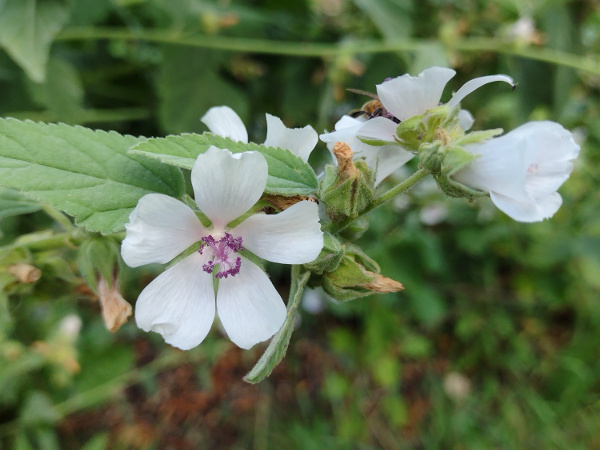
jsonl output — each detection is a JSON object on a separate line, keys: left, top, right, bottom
{"left": 157, "top": 47, "right": 248, "bottom": 134}
{"left": 0, "top": 0, "right": 72, "bottom": 82}
{"left": 0, "top": 187, "right": 42, "bottom": 220}
{"left": 130, "top": 133, "right": 318, "bottom": 195}
{"left": 244, "top": 269, "right": 310, "bottom": 384}
{"left": 0, "top": 119, "right": 184, "bottom": 234}
{"left": 27, "top": 58, "right": 84, "bottom": 124}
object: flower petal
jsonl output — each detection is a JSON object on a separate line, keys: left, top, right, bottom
{"left": 201, "top": 106, "right": 248, "bottom": 143}
{"left": 216, "top": 257, "right": 286, "bottom": 349}
{"left": 447, "top": 74, "right": 514, "bottom": 110}
{"left": 135, "top": 253, "right": 215, "bottom": 350}
{"left": 457, "top": 109, "right": 475, "bottom": 131}
{"left": 121, "top": 194, "right": 206, "bottom": 267}
{"left": 232, "top": 200, "right": 323, "bottom": 264}
{"left": 357, "top": 116, "right": 398, "bottom": 143}
{"left": 490, "top": 191, "right": 562, "bottom": 222}
{"left": 377, "top": 67, "right": 456, "bottom": 121}
{"left": 371, "top": 146, "right": 415, "bottom": 186}
{"left": 263, "top": 113, "right": 318, "bottom": 162}
{"left": 191, "top": 147, "right": 268, "bottom": 229}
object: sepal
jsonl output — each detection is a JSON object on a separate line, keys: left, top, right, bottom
{"left": 303, "top": 232, "right": 344, "bottom": 275}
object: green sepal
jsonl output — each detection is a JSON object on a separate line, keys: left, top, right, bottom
{"left": 357, "top": 137, "right": 396, "bottom": 146}
{"left": 77, "top": 237, "right": 119, "bottom": 293}
{"left": 339, "top": 214, "right": 369, "bottom": 241}
{"left": 319, "top": 160, "right": 376, "bottom": 222}
{"left": 454, "top": 128, "right": 503, "bottom": 146}
{"left": 303, "top": 232, "right": 344, "bottom": 275}
{"left": 321, "top": 244, "right": 380, "bottom": 302}
{"left": 434, "top": 145, "right": 487, "bottom": 199}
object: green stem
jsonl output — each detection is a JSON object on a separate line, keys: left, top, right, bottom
{"left": 55, "top": 28, "right": 600, "bottom": 74}
{"left": 331, "top": 168, "right": 428, "bottom": 234}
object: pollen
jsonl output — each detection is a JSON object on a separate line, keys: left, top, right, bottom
{"left": 198, "top": 232, "right": 245, "bottom": 278}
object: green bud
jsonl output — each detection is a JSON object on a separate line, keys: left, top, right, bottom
{"left": 320, "top": 142, "right": 376, "bottom": 222}
{"left": 303, "top": 232, "right": 344, "bottom": 275}
{"left": 321, "top": 244, "right": 403, "bottom": 302}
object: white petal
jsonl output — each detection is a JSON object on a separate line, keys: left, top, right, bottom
{"left": 447, "top": 74, "right": 514, "bottom": 110}
{"left": 454, "top": 121, "right": 579, "bottom": 222}
{"left": 490, "top": 191, "right": 562, "bottom": 222}
{"left": 191, "top": 147, "right": 268, "bottom": 229}
{"left": 134, "top": 253, "right": 215, "bottom": 350}
{"left": 357, "top": 116, "right": 399, "bottom": 142}
{"left": 371, "top": 146, "right": 415, "bottom": 186}
{"left": 263, "top": 113, "right": 318, "bottom": 162}
{"left": 121, "top": 194, "right": 206, "bottom": 267}
{"left": 377, "top": 67, "right": 456, "bottom": 121}
{"left": 201, "top": 106, "right": 248, "bottom": 143}
{"left": 232, "top": 201, "right": 323, "bottom": 264}
{"left": 319, "top": 116, "right": 365, "bottom": 145}
{"left": 457, "top": 109, "right": 475, "bottom": 131}
{"left": 216, "top": 257, "right": 286, "bottom": 349}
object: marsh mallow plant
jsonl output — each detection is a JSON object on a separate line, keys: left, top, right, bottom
{"left": 0, "top": 67, "right": 579, "bottom": 383}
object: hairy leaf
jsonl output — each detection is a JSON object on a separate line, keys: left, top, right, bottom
{"left": 0, "top": 119, "right": 184, "bottom": 234}
{"left": 130, "top": 133, "right": 318, "bottom": 195}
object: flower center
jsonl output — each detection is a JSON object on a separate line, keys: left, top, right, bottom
{"left": 198, "top": 232, "right": 245, "bottom": 278}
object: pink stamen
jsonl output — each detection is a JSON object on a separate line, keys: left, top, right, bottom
{"left": 198, "top": 233, "right": 245, "bottom": 278}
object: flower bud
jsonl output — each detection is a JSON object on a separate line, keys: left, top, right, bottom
{"left": 320, "top": 142, "right": 376, "bottom": 222}
{"left": 322, "top": 244, "right": 403, "bottom": 301}
{"left": 8, "top": 263, "right": 41, "bottom": 284}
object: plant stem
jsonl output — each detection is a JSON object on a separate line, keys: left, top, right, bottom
{"left": 331, "top": 168, "right": 428, "bottom": 234}
{"left": 56, "top": 28, "right": 600, "bottom": 74}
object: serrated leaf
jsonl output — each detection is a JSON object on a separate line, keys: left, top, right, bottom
{"left": 130, "top": 133, "right": 318, "bottom": 196}
{"left": 0, "top": 0, "right": 72, "bottom": 82}
{"left": 0, "top": 119, "right": 184, "bottom": 234}
{"left": 0, "top": 187, "right": 42, "bottom": 220}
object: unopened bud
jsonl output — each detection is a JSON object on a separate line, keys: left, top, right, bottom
{"left": 8, "top": 263, "right": 41, "bottom": 284}
{"left": 98, "top": 277, "right": 132, "bottom": 332}
{"left": 320, "top": 142, "right": 376, "bottom": 222}
{"left": 332, "top": 142, "right": 359, "bottom": 180}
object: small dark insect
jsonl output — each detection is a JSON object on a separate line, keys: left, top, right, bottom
{"left": 347, "top": 88, "right": 400, "bottom": 123}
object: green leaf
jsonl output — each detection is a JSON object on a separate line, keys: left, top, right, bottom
{"left": 27, "top": 58, "right": 84, "bottom": 124}
{"left": 0, "top": 0, "right": 72, "bottom": 82}
{"left": 157, "top": 47, "right": 248, "bottom": 134}
{"left": 244, "top": 268, "right": 310, "bottom": 384}
{"left": 0, "top": 187, "right": 42, "bottom": 220}
{"left": 0, "top": 119, "right": 184, "bottom": 234}
{"left": 130, "top": 133, "right": 318, "bottom": 196}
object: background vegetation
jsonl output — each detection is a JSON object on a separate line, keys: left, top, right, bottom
{"left": 1, "top": 0, "right": 599, "bottom": 448}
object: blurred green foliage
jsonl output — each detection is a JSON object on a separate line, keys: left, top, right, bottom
{"left": 1, "top": 0, "right": 599, "bottom": 448}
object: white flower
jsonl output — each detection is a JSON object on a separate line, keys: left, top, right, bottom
{"left": 320, "top": 67, "right": 513, "bottom": 185}
{"left": 201, "top": 106, "right": 318, "bottom": 162}
{"left": 452, "top": 121, "right": 580, "bottom": 222}
{"left": 121, "top": 147, "right": 324, "bottom": 350}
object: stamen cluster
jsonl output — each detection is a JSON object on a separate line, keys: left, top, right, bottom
{"left": 199, "top": 233, "right": 245, "bottom": 278}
